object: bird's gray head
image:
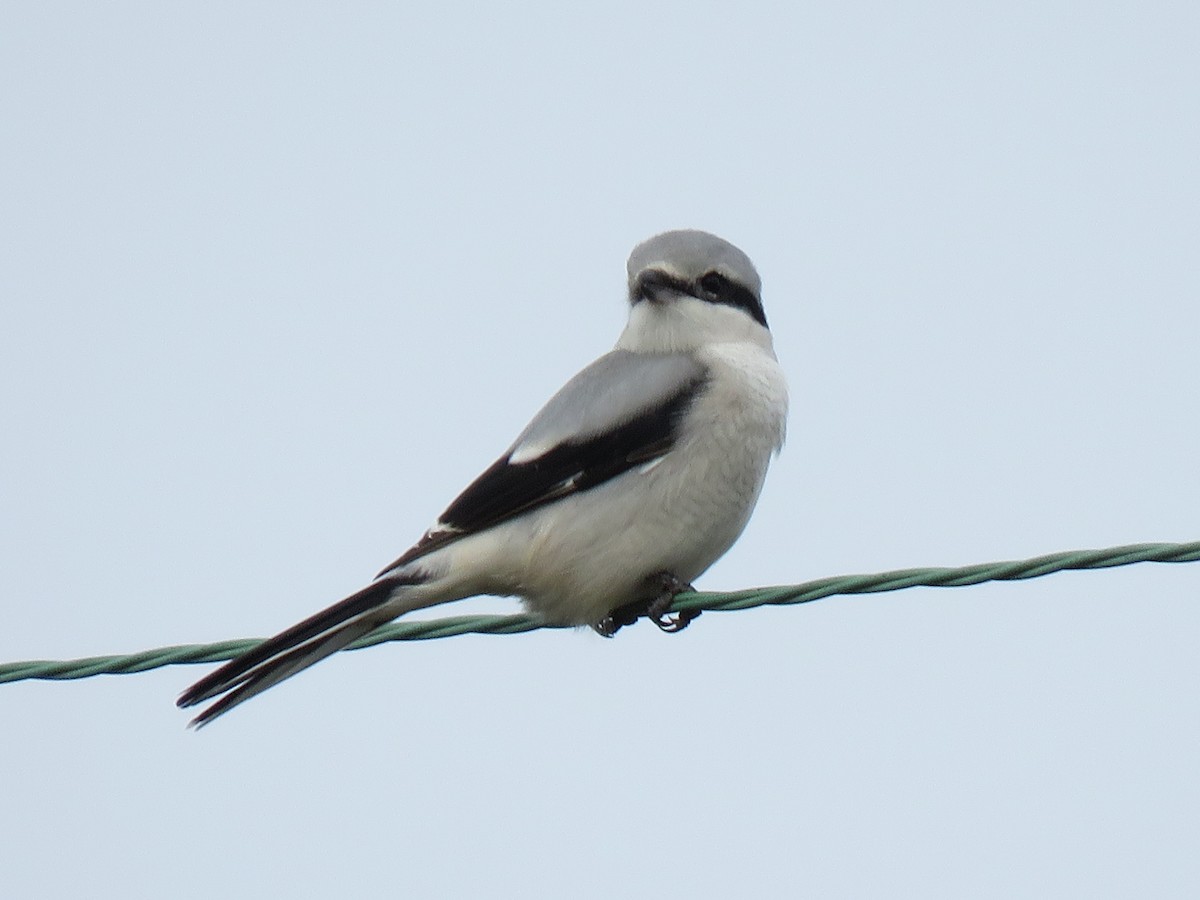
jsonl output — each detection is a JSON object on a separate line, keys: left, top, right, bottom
{"left": 626, "top": 230, "right": 766, "bottom": 329}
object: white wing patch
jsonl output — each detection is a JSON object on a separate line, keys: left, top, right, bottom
{"left": 508, "top": 442, "right": 552, "bottom": 466}
{"left": 636, "top": 456, "right": 667, "bottom": 475}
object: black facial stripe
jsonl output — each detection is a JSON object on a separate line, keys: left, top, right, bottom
{"left": 717, "top": 280, "right": 768, "bottom": 328}
{"left": 632, "top": 270, "right": 767, "bottom": 329}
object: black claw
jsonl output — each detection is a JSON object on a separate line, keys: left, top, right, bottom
{"left": 591, "top": 618, "right": 619, "bottom": 638}
{"left": 651, "top": 608, "right": 702, "bottom": 633}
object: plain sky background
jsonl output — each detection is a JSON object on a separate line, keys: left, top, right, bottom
{"left": 2, "top": 2, "right": 1198, "bottom": 897}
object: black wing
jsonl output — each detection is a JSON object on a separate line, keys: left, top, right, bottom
{"left": 379, "top": 353, "right": 708, "bottom": 574}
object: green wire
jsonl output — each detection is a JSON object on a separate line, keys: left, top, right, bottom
{"left": 2, "top": 540, "right": 1196, "bottom": 685}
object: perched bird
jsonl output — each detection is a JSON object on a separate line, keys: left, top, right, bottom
{"left": 178, "top": 229, "right": 788, "bottom": 726}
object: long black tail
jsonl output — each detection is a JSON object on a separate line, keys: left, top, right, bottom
{"left": 177, "top": 575, "right": 412, "bottom": 727}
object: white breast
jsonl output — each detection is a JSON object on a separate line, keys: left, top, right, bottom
{"left": 519, "top": 339, "right": 787, "bottom": 624}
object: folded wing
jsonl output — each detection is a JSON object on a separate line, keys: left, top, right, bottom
{"left": 379, "top": 350, "right": 708, "bottom": 574}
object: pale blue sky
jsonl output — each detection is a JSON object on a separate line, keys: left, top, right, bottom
{"left": 3, "top": 3, "right": 1198, "bottom": 897}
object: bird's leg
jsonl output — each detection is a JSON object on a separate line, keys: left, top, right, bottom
{"left": 592, "top": 572, "right": 701, "bottom": 636}
{"left": 645, "top": 571, "right": 701, "bottom": 632}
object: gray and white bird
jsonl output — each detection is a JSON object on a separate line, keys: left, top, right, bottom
{"left": 178, "top": 229, "right": 788, "bottom": 726}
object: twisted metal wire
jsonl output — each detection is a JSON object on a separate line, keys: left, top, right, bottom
{"left": 3, "top": 540, "right": 1196, "bottom": 685}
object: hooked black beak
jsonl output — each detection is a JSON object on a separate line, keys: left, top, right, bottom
{"left": 632, "top": 269, "right": 690, "bottom": 305}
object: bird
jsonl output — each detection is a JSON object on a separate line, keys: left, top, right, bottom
{"left": 177, "top": 229, "right": 789, "bottom": 726}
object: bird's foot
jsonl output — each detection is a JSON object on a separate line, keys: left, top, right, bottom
{"left": 591, "top": 572, "right": 700, "bottom": 637}
{"left": 592, "top": 600, "right": 643, "bottom": 637}
{"left": 646, "top": 571, "right": 700, "bottom": 633}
